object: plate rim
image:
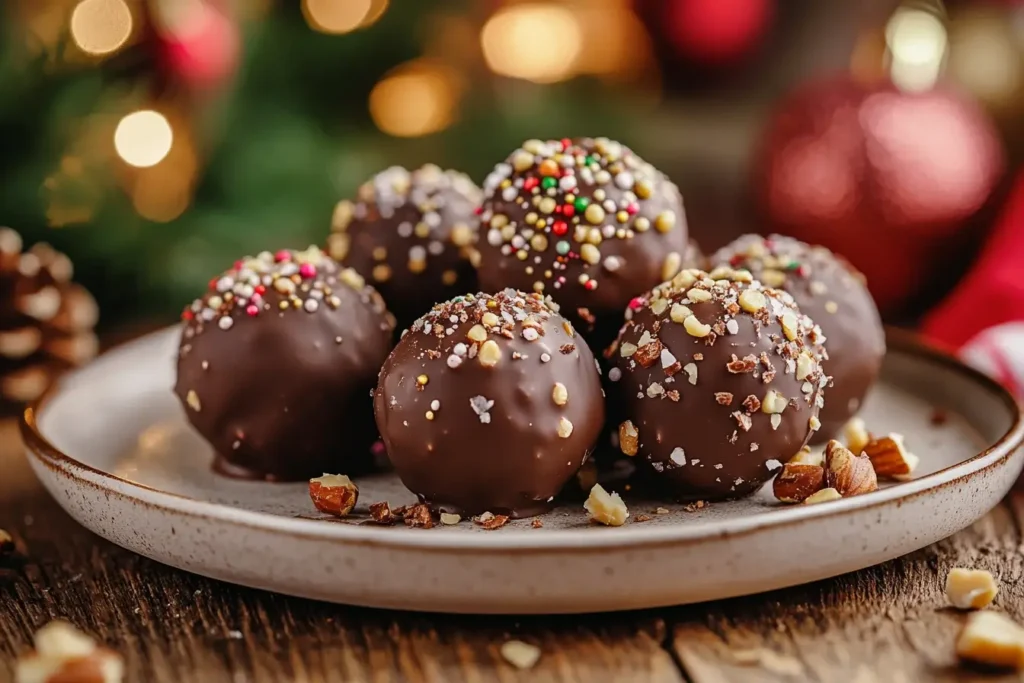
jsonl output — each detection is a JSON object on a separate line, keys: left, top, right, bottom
{"left": 21, "top": 326, "right": 1024, "bottom": 553}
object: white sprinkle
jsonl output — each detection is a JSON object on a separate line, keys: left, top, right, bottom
{"left": 469, "top": 395, "right": 494, "bottom": 424}
{"left": 447, "top": 355, "right": 463, "bottom": 369}
{"left": 771, "top": 414, "right": 782, "bottom": 430}
{"left": 303, "top": 298, "right": 319, "bottom": 313}
{"left": 608, "top": 367, "right": 622, "bottom": 382}
{"left": 726, "top": 319, "right": 739, "bottom": 335}
{"left": 670, "top": 447, "right": 686, "bottom": 466}
{"left": 765, "top": 459, "right": 782, "bottom": 471}
{"left": 454, "top": 343, "right": 468, "bottom": 356}
{"left": 683, "top": 362, "right": 698, "bottom": 385}
{"left": 540, "top": 352, "right": 551, "bottom": 363}
{"left": 523, "top": 327, "right": 539, "bottom": 341}
{"left": 218, "top": 316, "right": 233, "bottom": 330}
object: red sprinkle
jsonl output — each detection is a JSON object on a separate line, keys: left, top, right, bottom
{"left": 552, "top": 220, "right": 568, "bottom": 236}
{"left": 299, "top": 263, "right": 316, "bottom": 278}
{"left": 474, "top": 206, "right": 483, "bottom": 215}
{"left": 626, "top": 202, "right": 639, "bottom": 215}
{"left": 629, "top": 296, "right": 645, "bottom": 310}
{"left": 274, "top": 250, "right": 291, "bottom": 263}
{"left": 523, "top": 177, "right": 539, "bottom": 192}
{"left": 560, "top": 137, "right": 572, "bottom": 150}
{"left": 255, "top": 285, "right": 266, "bottom": 295}
{"left": 563, "top": 204, "right": 576, "bottom": 217}
{"left": 584, "top": 280, "right": 597, "bottom": 291}
{"left": 245, "top": 304, "right": 259, "bottom": 316}
{"left": 182, "top": 310, "right": 194, "bottom": 321}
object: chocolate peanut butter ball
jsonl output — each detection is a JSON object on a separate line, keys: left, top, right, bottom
{"left": 327, "top": 165, "right": 482, "bottom": 330}
{"left": 374, "top": 290, "right": 604, "bottom": 517}
{"left": 175, "top": 247, "right": 394, "bottom": 482}
{"left": 610, "top": 268, "right": 828, "bottom": 500}
{"left": 711, "top": 234, "right": 884, "bottom": 441}
{"left": 476, "top": 137, "right": 688, "bottom": 350}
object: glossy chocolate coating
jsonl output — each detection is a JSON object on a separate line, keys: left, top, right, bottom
{"left": 374, "top": 290, "right": 604, "bottom": 517}
{"left": 327, "top": 165, "right": 481, "bottom": 331}
{"left": 175, "top": 247, "right": 394, "bottom": 482}
{"left": 476, "top": 137, "right": 688, "bottom": 352}
{"left": 609, "top": 268, "right": 828, "bottom": 500}
{"left": 710, "top": 234, "right": 884, "bottom": 442}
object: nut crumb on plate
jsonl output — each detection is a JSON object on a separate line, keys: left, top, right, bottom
{"left": 16, "top": 620, "right": 124, "bottom": 683}
{"left": 772, "top": 463, "right": 825, "bottom": 504}
{"left": 403, "top": 503, "right": 435, "bottom": 529}
{"left": 440, "top": 512, "right": 462, "bottom": 526}
{"left": 804, "top": 487, "right": 842, "bottom": 504}
{"left": 956, "top": 611, "right": 1024, "bottom": 670}
{"left": 946, "top": 568, "right": 999, "bottom": 610}
{"left": 862, "top": 434, "right": 918, "bottom": 481}
{"left": 584, "top": 484, "right": 629, "bottom": 526}
{"left": 824, "top": 440, "right": 877, "bottom": 497}
{"left": 842, "top": 417, "right": 872, "bottom": 454}
{"left": 368, "top": 501, "right": 396, "bottom": 525}
{"left": 473, "top": 512, "right": 509, "bottom": 530}
{"left": 308, "top": 474, "right": 358, "bottom": 517}
{"left": 788, "top": 446, "right": 823, "bottom": 467}
{"left": 500, "top": 640, "right": 541, "bottom": 670}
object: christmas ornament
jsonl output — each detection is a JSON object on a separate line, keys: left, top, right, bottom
{"left": 662, "top": 0, "right": 773, "bottom": 64}
{"left": 754, "top": 74, "right": 1004, "bottom": 316}
{"left": 0, "top": 228, "right": 99, "bottom": 413}
{"left": 151, "top": 0, "right": 241, "bottom": 90}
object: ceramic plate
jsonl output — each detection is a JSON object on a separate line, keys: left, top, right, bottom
{"left": 22, "top": 327, "right": 1024, "bottom": 614}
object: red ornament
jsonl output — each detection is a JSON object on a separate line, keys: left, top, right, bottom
{"left": 153, "top": 0, "right": 240, "bottom": 90}
{"left": 664, "top": 0, "right": 773, "bottom": 64}
{"left": 754, "top": 75, "right": 1004, "bottom": 315}
{"left": 552, "top": 220, "right": 568, "bottom": 236}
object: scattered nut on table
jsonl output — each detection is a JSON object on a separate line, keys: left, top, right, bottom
{"left": 946, "top": 568, "right": 999, "bottom": 610}
{"left": 500, "top": 640, "right": 541, "bottom": 670}
{"left": 16, "top": 620, "right": 124, "bottom": 683}
{"left": 308, "top": 474, "right": 358, "bottom": 517}
{"left": 584, "top": 484, "right": 629, "bottom": 526}
{"left": 956, "top": 611, "right": 1024, "bottom": 670}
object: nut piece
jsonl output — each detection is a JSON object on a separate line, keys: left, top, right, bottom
{"left": 473, "top": 511, "right": 509, "bottom": 530}
{"left": 584, "top": 484, "right": 629, "bottom": 526}
{"left": 788, "top": 447, "right": 824, "bottom": 467}
{"left": 618, "top": 420, "right": 639, "bottom": 456}
{"left": 368, "top": 501, "right": 396, "bottom": 525}
{"left": 500, "top": 640, "right": 541, "bottom": 670}
{"left": 946, "top": 568, "right": 999, "bottom": 610}
{"left": 863, "top": 434, "right": 919, "bottom": 480}
{"left": 403, "top": 503, "right": 435, "bottom": 529}
{"left": 803, "top": 487, "right": 842, "bottom": 504}
{"left": 843, "top": 417, "right": 872, "bottom": 454}
{"left": 956, "top": 611, "right": 1024, "bottom": 670}
{"left": 440, "top": 512, "right": 462, "bottom": 526}
{"left": 16, "top": 620, "right": 124, "bottom": 683}
{"left": 824, "top": 440, "right": 878, "bottom": 497}
{"left": 772, "top": 463, "right": 825, "bottom": 503}
{"left": 308, "top": 474, "right": 359, "bottom": 517}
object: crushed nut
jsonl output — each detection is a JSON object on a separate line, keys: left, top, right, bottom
{"left": 440, "top": 512, "right": 462, "bottom": 526}
{"left": 474, "top": 512, "right": 509, "bottom": 530}
{"left": 551, "top": 382, "right": 568, "bottom": 406}
{"left": 843, "top": 417, "right": 872, "bottom": 454}
{"left": 738, "top": 289, "right": 766, "bottom": 313}
{"left": 946, "top": 568, "right": 999, "bottom": 610}
{"left": 16, "top": 620, "right": 124, "bottom": 683}
{"left": 308, "top": 474, "right": 359, "bottom": 517}
{"left": 584, "top": 484, "right": 629, "bottom": 526}
{"left": 404, "top": 503, "right": 435, "bottom": 529}
{"left": 368, "top": 501, "right": 396, "bottom": 525}
{"left": 467, "top": 324, "right": 487, "bottom": 342}
{"left": 670, "top": 303, "right": 692, "bottom": 323}
{"left": 478, "top": 340, "right": 502, "bottom": 367}
{"left": 956, "top": 611, "right": 1024, "bottom": 670}
{"left": 557, "top": 417, "right": 574, "bottom": 439}
{"left": 655, "top": 507, "right": 671, "bottom": 515}
{"left": 683, "top": 315, "right": 711, "bottom": 338}
{"left": 789, "top": 447, "right": 823, "bottom": 466}
{"left": 715, "top": 392, "right": 733, "bottom": 406}
{"left": 531, "top": 519, "right": 543, "bottom": 529}
{"left": 863, "top": 434, "right": 919, "bottom": 480}
{"left": 634, "top": 514, "right": 652, "bottom": 523}
{"left": 618, "top": 420, "right": 639, "bottom": 456}
{"left": 773, "top": 463, "right": 825, "bottom": 503}
{"left": 761, "top": 390, "right": 788, "bottom": 414}
{"left": 500, "top": 640, "right": 541, "bottom": 670}
{"left": 824, "top": 440, "right": 877, "bottom": 497}
{"left": 804, "top": 487, "right": 842, "bottom": 504}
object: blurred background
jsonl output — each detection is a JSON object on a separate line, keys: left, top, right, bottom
{"left": 1, "top": 0, "right": 1022, "bottom": 332}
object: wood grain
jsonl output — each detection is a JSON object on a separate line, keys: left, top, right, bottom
{"left": 3, "top": 415, "right": 1023, "bottom": 682}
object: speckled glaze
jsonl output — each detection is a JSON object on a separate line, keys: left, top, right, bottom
{"left": 22, "top": 327, "right": 1024, "bottom": 614}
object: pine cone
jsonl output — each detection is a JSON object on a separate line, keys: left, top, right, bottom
{"left": 0, "top": 228, "right": 98, "bottom": 413}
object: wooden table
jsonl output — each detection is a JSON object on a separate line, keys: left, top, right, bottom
{"left": 1, "top": 419, "right": 1022, "bottom": 683}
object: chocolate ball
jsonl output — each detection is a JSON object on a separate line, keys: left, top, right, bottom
{"left": 175, "top": 247, "right": 395, "bottom": 482}
{"left": 476, "top": 137, "right": 688, "bottom": 350}
{"left": 326, "top": 165, "right": 482, "bottom": 330}
{"left": 609, "top": 268, "right": 828, "bottom": 501}
{"left": 374, "top": 290, "right": 604, "bottom": 517}
{"left": 710, "top": 234, "right": 885, "bottom": 441}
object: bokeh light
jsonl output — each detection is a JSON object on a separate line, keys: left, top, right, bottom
{"left": 573, "top": 0, "right": 656, "bottom": 81}
{"left": 480, "top": 4, "right": 582, "bottom": 83}
{"left": 948, "top": 7, "right": 1022, "bottom": 108}
{"left": 114, "top": 111, "right": 174, "bottom": 168}
{"left": 886, "top": 8, "right": 947, "bottom": 92}
{"left": 369, "top": 60, "right": 459, "bottom": 138}
{"left": 131, "top": 115, "right": 198, "bottom": 222}
{"left": 359, "top": 0, "right": 389, "bottom": 29}
{"left": 303, "top": 0, "right": 372, "bottom": 34}
{"left": 70, "top": 0, "right": 133, "bottom": 57}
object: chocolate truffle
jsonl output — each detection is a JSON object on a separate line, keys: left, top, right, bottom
{"left": 609, "top": 268, "right": 828, "bottom": 500}
{"left": 710, "top": 234, "right": 884, "bottom": 441}
{"left": 175, "top": 247, "right": 394, "bottom": 482}
{"left": 327, "top": 165, "right": 482, "bottom": 330}
{"left": 476, "top": 137, "right": 688, "bottom": 349}
{"left": 374, "top": 290, "right": 604, "bottom": 517}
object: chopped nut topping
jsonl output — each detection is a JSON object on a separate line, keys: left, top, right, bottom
{"left": 474, "top": 512, "right": 509, "bottom": 530}
{"left": 557, "top": 417, "right": 574, "bottom": 439}
{"left": 686, "top": 288, "right": 712, "bottom": 303}
{"left": 531, "top": 519, "right": 543, "bottom": 528}
{"left": 682, "top": 363, "right": 698, "bottom": 385}
{"left": 670, "top": 303, "right": 692, "bottom": 323}
{"left": 634, "top": 514, "right": 652, "bottom": 523}
{"left": 632, "top": 337, "right": 663, "bottom": 368}
{"left": 403, "top": 503, "right": 435, "bottom": 529}
{"left": 863, "top": 434, "right": 919, "bottom": 480}
{"left": 946, "top": 568, "right": 999, "bottom": 610}
{"left": 761, "top": 390, "right": 788, "bottom": 414}
{"left": 742, "top": 395, "right": 761, "bottom": 414}
{"left": 732, "top": 411, "right": 752, "bottom": 432}
{"left": 308, "top": 474, "right": 359, "bottom": 517}
{"left": 368, "top": 501, "right": 396, "bottom": 525}
{"left": 584, "top": 484, "right": 629, "bottom": 526}
{"left": 715, "top": 392, "right": 733, "bottom": 406}
{"left": 726, "top": 354, "right": 757, "bottom": 374}
{"left": 824, "top": 441, "right": 877, "bottom": 497}
{"left": 803, "top": 487, "right": 842, "bottom": 504}
{"left": 440, "top": 512, "right": 462, "bottom": 526}
{"left": 843, "top": 417, "right": 872, "bottom": 454}
{"left": 551, "top": 382, "right": 568, "bottom": 406}
{"left": 789, "top": 447, "right": 823, "bottom": 466}
{"left": 619, "top": 342, "right": 637, "bottom": 357}
{"left": 956, "top": 611, "right": 1024, "bottom": 670}
{"left": 618, "top": 420, "right": 639, "bottom": 456}
{"left": 500, "top": 640, "right": 542, "bottom": 670}
{"left": 466, "top": 324, "right": 487, "bottom": 342}
{"left": 738, "top": 289, "right": 766, "bottom": 313}
{"left": 773, "top": 463, "right": 825, "bottom": 503}
{"left": 683, "top": 315, "right": 711, "bottom": 338}
{"left": 478, "top": 340, "right": 502, "bottom": 367}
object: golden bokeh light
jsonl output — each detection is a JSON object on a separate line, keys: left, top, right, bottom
{"left": 480, "top": 4, "right": 583, "bottom": 84}
{"left": 131, "top": 116, "right": 198, "bottom": 222}
{"left": 70, "top": 0, "right": 133, "bottom": 56}
{"left": 369, "top": 60, "right": 460, "bottom": 138}
{"left": 359, "top": 0, "right": 389, "bottom": 29}
{"left": 303, "top": 0, "right": 372, "bottom": 34}
{"left": 114, "top": 110, "right": 174, "bottom": 168}
{"left": 948, "top": 7, "right": 1022, "bottom": 108}
{"left": 886, "top": 8, "right": 947, "bottom": 92}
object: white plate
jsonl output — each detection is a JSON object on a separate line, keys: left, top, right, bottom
{"left": 23, "top": 327, "right": 1024, "bottom": 614}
